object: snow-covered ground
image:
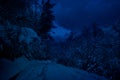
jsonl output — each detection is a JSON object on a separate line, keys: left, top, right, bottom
{"left": 0, "top": 57, "right": 107, "bottom": 80}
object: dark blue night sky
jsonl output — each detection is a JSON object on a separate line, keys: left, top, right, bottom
{"left": 53, "top": 0, "right": 120, "bottom": 31}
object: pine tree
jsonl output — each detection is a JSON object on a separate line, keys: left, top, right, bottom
{"left": 91, "top": 23, "right": 104, "bottom": 39}
{"left": 38, "top": 0, "right": 55, "bottom": 38}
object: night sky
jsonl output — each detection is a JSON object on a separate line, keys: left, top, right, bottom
{"left": 53, "top": 0, "right": 120, "bottom": 32}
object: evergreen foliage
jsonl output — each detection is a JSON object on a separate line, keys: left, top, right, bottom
{"left": 38, "top": 0, "right": 55, "bottom": 38}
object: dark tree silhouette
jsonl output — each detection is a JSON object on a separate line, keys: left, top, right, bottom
{"left": 38, "top": 0, "right": 55, "bottom": 38}
{"left": 0, "top": 0, "right": 28, "bottom": 20}
{"left": 91, "top": 23, "right": 104, "bottom": 39}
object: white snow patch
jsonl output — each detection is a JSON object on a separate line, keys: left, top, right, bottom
{"left": 49, "top": 22, "right": 71, "bottom": 42}
{"left": 102, "top": 26, "right": 119, "bottom": 36}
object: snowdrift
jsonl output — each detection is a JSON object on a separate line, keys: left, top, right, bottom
{"left": 0, "top": 57, "right": 107, "bottom": 80}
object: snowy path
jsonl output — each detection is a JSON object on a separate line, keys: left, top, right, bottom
{"left": 0, "top": 57, "right": 107, "bottom": 80}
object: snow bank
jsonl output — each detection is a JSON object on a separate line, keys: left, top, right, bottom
{"left": 0, "top": 57, "right": 107, "bottom": 80}
{"left": 0, "top": 57, "right": 29, "bottom": 80}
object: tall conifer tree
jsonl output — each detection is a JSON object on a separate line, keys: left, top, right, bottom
{"left": 38, "top": 0, "right": 55, "bottom": 38}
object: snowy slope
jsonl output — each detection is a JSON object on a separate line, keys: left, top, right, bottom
{"left": 49, "top": 22, "right": 71, "bottom": 42}
{"left": 0, "top": 57, "right": 107, "bottom": 80}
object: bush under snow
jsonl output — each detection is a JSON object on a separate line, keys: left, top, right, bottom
{"left": 19, "top": 27, "right": 41, "bottom": 44}
{"left": 0, "top": 23, "right": 46, "bottom": 60}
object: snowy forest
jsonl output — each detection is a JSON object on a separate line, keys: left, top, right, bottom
{"left": 0, "top": 0, "right": 120, "bottom": 80}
